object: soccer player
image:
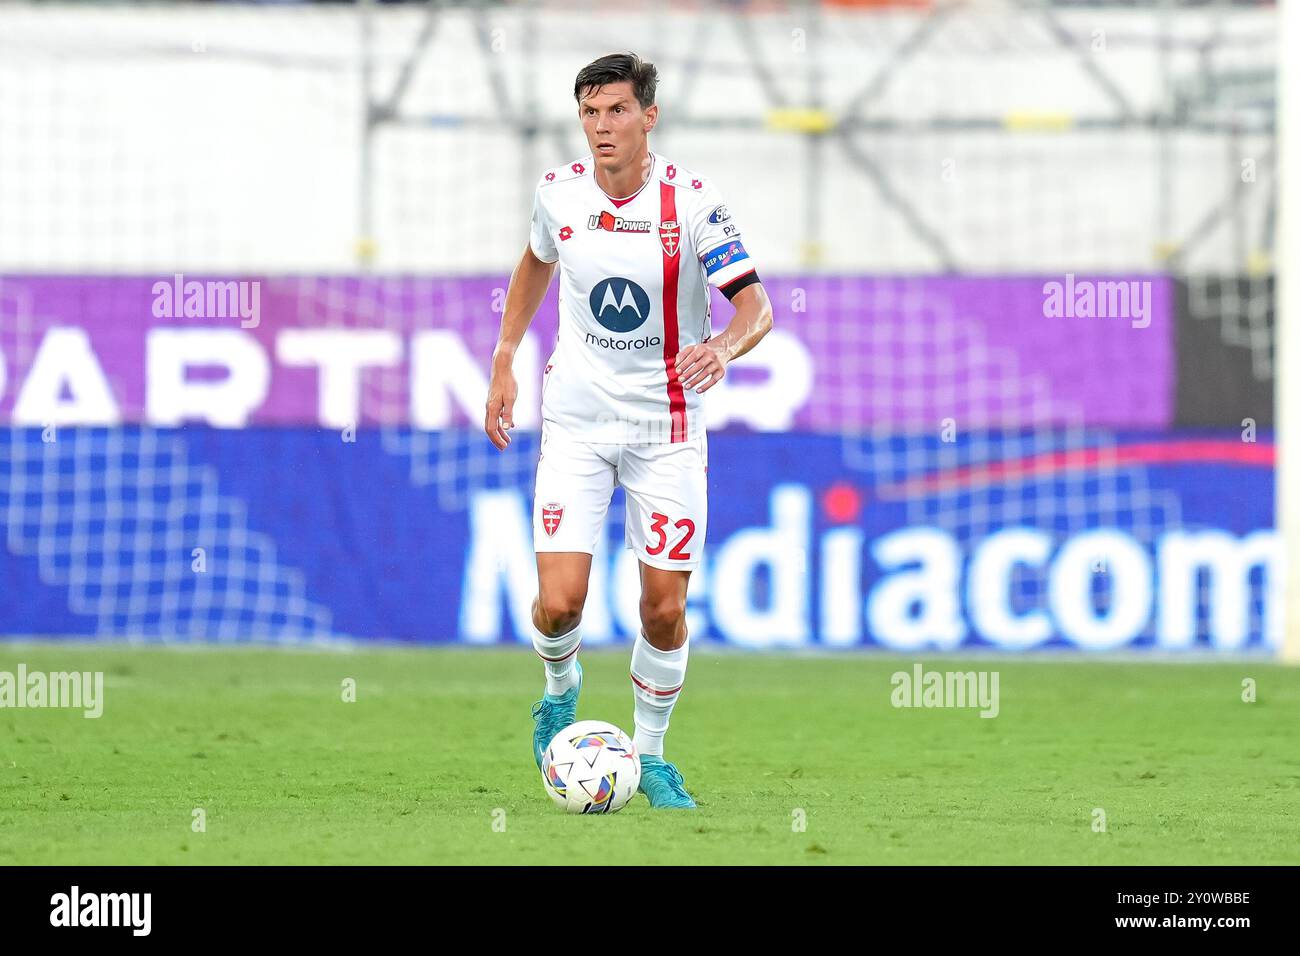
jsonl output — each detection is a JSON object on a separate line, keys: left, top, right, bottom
{"left": 485, "top": 52, "right": 773, "bottom": 809}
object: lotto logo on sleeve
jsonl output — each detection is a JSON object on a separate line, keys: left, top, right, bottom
{"left": 701, "top": 241, "right": 749, "bottom": 276}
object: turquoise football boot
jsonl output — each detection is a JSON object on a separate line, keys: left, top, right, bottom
{"left": 531, "top": 661, "right": 582, "bottom": 770}
{"left": 638, "top": 755, "right": 697, "bottom": 809}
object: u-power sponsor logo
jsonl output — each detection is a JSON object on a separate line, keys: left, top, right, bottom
{"left": 588, "top": 211, "right": 652, "bottom": 233}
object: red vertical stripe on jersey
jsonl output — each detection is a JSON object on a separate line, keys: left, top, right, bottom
{"left": 660, "top": 181, "right": 688, "bottom": 443}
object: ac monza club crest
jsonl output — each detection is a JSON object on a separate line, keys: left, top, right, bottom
{"left": 542, "top": 502, "right": 564, "bottom": 537}
{"left": 659, "top": 220, "right": 680, "bottom": 257}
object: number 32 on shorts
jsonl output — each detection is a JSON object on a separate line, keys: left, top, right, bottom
{"left": 645, "top": 512, "right": 696, "bottom": 560}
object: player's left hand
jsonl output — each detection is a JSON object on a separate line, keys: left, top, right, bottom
{"left": 674, "top": 341, "right": 728, "bottom": 393}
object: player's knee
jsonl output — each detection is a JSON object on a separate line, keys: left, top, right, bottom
{"left": 536, "top": 593, "right": 584, "bottom": 636}
{"left": 639, "top": 592, "right": 686, "bottom": 641}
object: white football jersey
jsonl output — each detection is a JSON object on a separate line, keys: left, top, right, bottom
{"left": 529, "top": 152, "right": 758, "bottom": 444}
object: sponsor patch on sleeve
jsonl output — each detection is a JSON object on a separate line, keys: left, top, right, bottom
{"left": 701, "top": 241, "right": 749, "bottom": 277}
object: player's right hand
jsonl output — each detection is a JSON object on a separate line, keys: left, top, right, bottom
{"left": 485, "top": 371, "right": 517, "bottom": 451}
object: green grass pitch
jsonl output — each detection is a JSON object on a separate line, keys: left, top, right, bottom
{"left": 1, "top": 645, "right": 1297, "bottom": 865}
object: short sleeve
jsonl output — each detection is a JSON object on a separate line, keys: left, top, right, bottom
{"left": 529, "top": 187, "right": 559, "bottom": 263}
{"left": 691, "top": 181, "right": 755, "bottom": 292}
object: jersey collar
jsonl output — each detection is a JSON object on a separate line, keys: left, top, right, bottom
{"left": 601, "top": 152, "right": 657, "bottom": 209}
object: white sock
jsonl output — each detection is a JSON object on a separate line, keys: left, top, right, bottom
{"left": 630, "top": 630, "right": 688, "bottom": 757}
{"left": 532, "top": 620, "right": 581, "bottom": 697}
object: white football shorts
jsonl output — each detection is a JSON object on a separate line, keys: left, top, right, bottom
{"left": 532, "top": 422, "right": 708, "bottom": 571}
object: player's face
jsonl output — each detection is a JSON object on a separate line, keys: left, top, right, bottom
{"left": 578, "top": 82, "right": 657, "bottom": 170}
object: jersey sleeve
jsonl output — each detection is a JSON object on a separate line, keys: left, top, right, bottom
{"left": 529, "top": 185, "right": 559, "bottom": 263}
{"left": 690, "top": 180, "right": 758, "bottom": 298}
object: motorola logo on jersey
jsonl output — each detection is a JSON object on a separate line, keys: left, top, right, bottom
{"left": 585, "top": 332, "right": 662, "bottom": 351}
{"left": 589, "top": 277, "right": 651, "bottom": 333}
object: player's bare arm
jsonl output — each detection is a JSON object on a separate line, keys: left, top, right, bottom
{"left": 485, "top": 243, "right": 557, "bottom": 450}
{"left": 675, "top": 282, "right": 773, "bottom": 393}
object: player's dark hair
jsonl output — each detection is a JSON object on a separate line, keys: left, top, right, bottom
{"left": 573, "top": 53, "right": 658, "bottom": 109}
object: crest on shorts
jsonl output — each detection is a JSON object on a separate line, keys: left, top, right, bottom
{"left": 659, "top": 220, "right": 680, "bottom": 258}
{"left": 542, "top": 502, "right": 564, "bottom": 537}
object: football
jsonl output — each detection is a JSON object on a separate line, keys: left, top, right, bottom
{"left": 540, "top": 720, "right": 641, "bottom": 814}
